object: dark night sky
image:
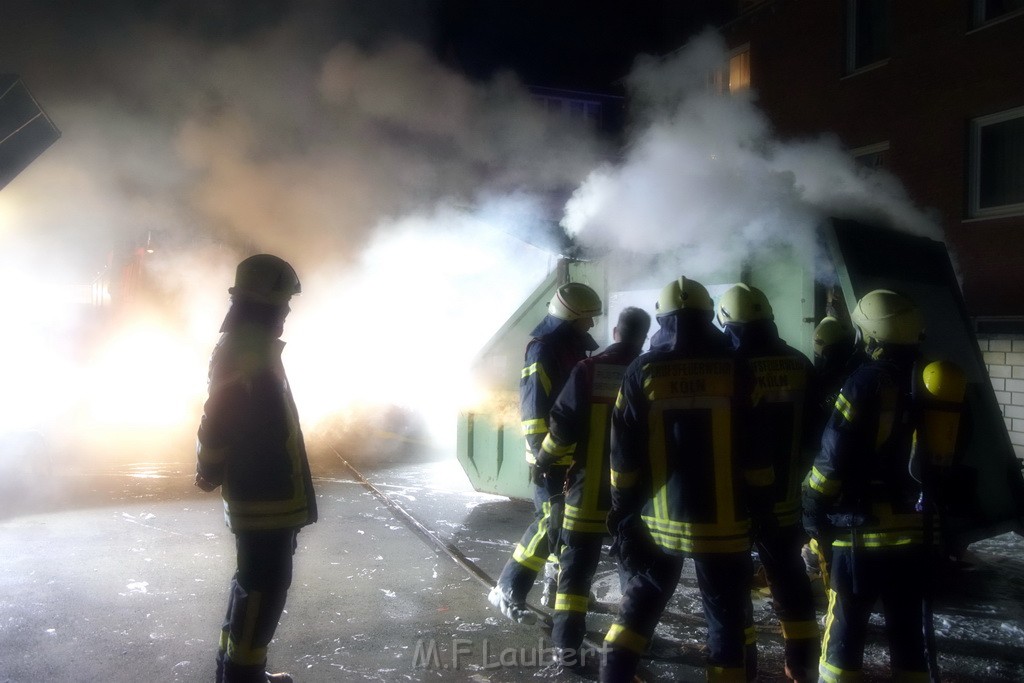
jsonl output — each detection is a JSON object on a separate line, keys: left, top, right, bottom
{"left": 2, "top": 0, "right": 734, "bottom": 91}
{"left": 435, "top": 0, "right": 736, "bottom": 90}
{"left": 0, "top": 0, "right": 736, "bottom": 280}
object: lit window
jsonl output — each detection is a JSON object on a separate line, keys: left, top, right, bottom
{"left": 969, "top": 106, "right": 1024, "bottom": 218}
{"left": 845, "top": 0, "right": 889, "bottom": 73}
{"left": 728, "top": 48, "right": 751, "bottom": 92}
{"left": 973, "top": 0, "right": 1024, "bottom": 26}
{"left": 710, "top": 45, "right": 750, "bottom": 94}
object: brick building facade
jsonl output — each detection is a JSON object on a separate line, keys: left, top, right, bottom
{"left": 717, "top": 0, "right": 1024, "bottom": 458}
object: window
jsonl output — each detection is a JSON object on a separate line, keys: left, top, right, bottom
{"left": 728, "top": 48, "right": 751, "bottom": 93}
{"left": 532, "top": 93, "right": 602, "bottom": 126}
{"left": 851, "top": 141, "right": 890, "bottom": 170}
{"left": 969, "top": 106, "right": 1024, "bottom": 218}
{"left": 710, "top": 45, "right": 751, "bottom": 94}
{"left": 845, "top": 0, "right": 889, "bottom": 73}
{"left": 973, "top": 0, "right": 1024, "bottom": 26}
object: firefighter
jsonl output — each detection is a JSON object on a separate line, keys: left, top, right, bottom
{"left": 602, "top": 276, "right": 773, "bottom": 683}
{"left": 811, "top": 316, "right": 865, "bottom": 430}
{"left": 539, "top": 306, "right": 652, "bottom": 670}
{"left": 195, "top": 254, "right": 317, "bottom": 683}
{"left": 489, "top": 282, "right": 602, "bottom": 624}
{"left": 803, "top": 289, "right": 933, "bottom": 681}
{"left": 717, "top": 284, "right": 819, "bottom": 681}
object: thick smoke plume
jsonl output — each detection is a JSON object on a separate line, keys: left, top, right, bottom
{"left": 0, "top": 3, "right": 603, "bottom": 492}
{"left": 0, "top": 8, "right": 944, "bottom": 513}
{"left": 562, "top": 30, "right": 940, "bottom": 286}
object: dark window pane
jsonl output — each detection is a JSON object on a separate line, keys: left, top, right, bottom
{"left": 850, "top": 0, "right": 889, "bottom": 70}
{"left": 979, "top": 116, "right": 1024, "bottom": 209}
{"left": 983, "top": 0, "right": 1024, "bottom": 22}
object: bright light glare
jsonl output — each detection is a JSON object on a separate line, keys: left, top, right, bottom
{"left": 0, "top": 194, "right": 19, "bottom": 238}
{"left": 287, "top": 209, "right": 549, "bottom": 447}
{"left": 82, "top": 317, "right": 207, "bottom": 431}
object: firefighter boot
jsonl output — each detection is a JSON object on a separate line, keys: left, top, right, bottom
{"left": 488, "top": 584, "right": 537, "bottom": 625}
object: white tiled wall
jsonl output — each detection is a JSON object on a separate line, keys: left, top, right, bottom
{"left": 979, "top": 336, "right": 1024, "bottom": 461}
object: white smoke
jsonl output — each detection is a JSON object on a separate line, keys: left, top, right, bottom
{"left": 562, "top": 30, "right": 940, "bottom": 285}
{"left": 0, "top": 3, "right": 602, "bottom": 479}
{"left": 0, "top": 11, "right": 945, "bottom": 494}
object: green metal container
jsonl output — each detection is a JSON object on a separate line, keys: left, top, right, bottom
{"left": 457, "top": 218, "right": 1024, "bottom": 544}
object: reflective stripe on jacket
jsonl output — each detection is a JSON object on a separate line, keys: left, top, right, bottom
{"left": 196, "top": 330, "right": 317, "bottom": 532}
{"left": 541, "top": 342, "right": 642, "bottom": 534}
{"left": 804, "top": 352, "right": 924, "bottom": 548}
{"left": 610, "top": 313, "right": 769, "bottom": 555}
{"left": 727, "top": 321, "right": 817, "bottom": 528}
{"left": 519, "top": 315, "right": 596, "bottom": 464}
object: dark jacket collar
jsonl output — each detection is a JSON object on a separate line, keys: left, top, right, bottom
{"left": 723, "top": 319, "right": 783, "bottom": 355}
{"left": 529, "top": 314, "right": 598, "bottom": 352}
{"left": 650, "top": 310, "right": 728, "bottom": 355}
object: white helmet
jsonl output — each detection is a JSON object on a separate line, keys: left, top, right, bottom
{"left": 655, "top": 276, "right": 713, "bottom": 316}
{"left": 812, "top": 316, "right": 853, "bottom": 356}
{"left": 548, "top": 282, "right": 602, "bottom": 321}
{"left": 850, "top": 289, "right": 923, "bottom": 345}
{"left": 716, "top": 283, "right": 773, "bottom": 326}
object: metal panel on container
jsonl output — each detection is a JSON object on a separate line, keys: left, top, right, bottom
{"left": 826, "top": 218, "right": 1024, "bottom": 542}
{"left": 457, "top": 412, "right": 532, "bottom": 500}
{"left": 458, "top": 262, "right": 606, "bottom": 500}
{"left": 748, "top": 244, "right": 817, "bottom": 358}
{"left": 0, "top": 75, "right": 60, "bottom": 191}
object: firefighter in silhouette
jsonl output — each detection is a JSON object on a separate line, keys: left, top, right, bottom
{"left": 717, "top": 283, "right": 819, "bottom": 681}
{"left": 537, "top": 306, "right": 652, "bottom": 670}
{"left": 811, "top": 316, "right": 865, "bottom": 431}
{"left": 803, "top": 289, "right": 938, "bottom": 681}
{"left": 195, "top": 254, "right": 317, "bottom": 683}
{"left": 602, "top": 276, "right": 771, "bottom": 682}
{"left": 489, "top": 282, "right": 601, "bottom": 623}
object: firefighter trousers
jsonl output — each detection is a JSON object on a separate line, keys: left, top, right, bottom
{"left": 820, "top": 544, "right": 929, "bottom": 682}
{"left": 753, "top": 523, "right": 820, "bottom": 679}
{"left": 216, "top": 528, "right": 298, "bottom": 683}
{"left": 602, "top": 551, "right": 754, "bottom": 682}
{"left": 496, "top": 468, "right": 566, "bottom": 601}
{"left": 551, "top": 530, "right": 631, "bottom": 655}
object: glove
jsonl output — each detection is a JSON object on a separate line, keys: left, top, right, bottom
{"left": 194, "top": 473, "right": 218, "bottom": 492}
{"left": 609, "top": 511, "right": 660, "bottom": 575}
{"left": 607, "top": 506, "right": 628, "bottom": 539}
{"left": 530, "top": 462, "right": 549, "bottom": 486}
{"left": 801, "top": 496, "right": 831, "bottom": 543}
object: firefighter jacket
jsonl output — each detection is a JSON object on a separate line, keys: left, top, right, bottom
{"left": 610, "top": 312, "right": 772, "bottom": 556}
{"left": 803, "top": 347, "right": 926, "bottom": 549}
{"left": 196, "top": 327, "right": 318, "bottom": 532}
{"left": 539, "top": 341, "right": 644, "bottom": 535}
{"left": 520, "top": 314, "right": 598, "bottom": 465}
{"left": 725, "top": 320, "right": 817, "bottom": 528}
{"left": 814, "top": 342, "right": 867, "bottom": 436}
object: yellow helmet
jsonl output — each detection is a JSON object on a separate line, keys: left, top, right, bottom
{"left": 812, "top": 316, "right": 853, "bottom": 355}
{"left": 655, "top": 276, "right": 713, "bottom": 315}
{"left": 229, "top": 254, "right": 301, "bottom": 306}
{"left": 548, "top": 282, "right": 602, "bottom": 321}
{"left": 716, "top": 283, "right": 773, "bottom": 326}
{"left": 850, "top": 289, "right": 923, "bottom": 345}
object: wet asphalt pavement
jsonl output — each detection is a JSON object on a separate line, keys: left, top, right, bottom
{"left": 1, "top": 453, "right": 1023, "bottom": 682}
{"left": 0, "top": 456, "right": 576, "bottom": 682}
